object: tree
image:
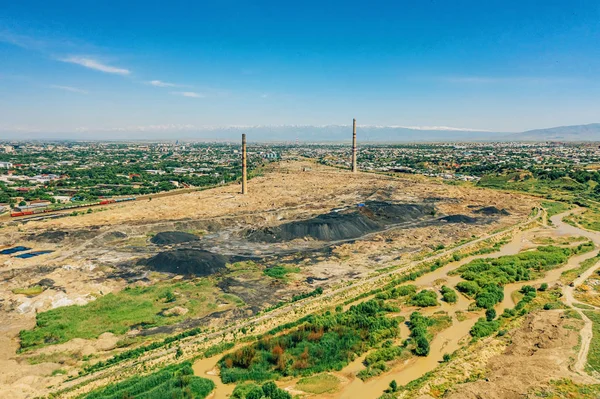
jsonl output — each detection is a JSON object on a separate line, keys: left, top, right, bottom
{"left": 443, "top": 353, "right": 451, "bottom": 362}
{"left": 539, "top": 283, "right": 548, "bottom": 291}
{"left": 485, "top": 308, "right": 496, "bottom": 321}
{"left": 389, "top": 380, "right": 398, "bottom": 392}
{"left": 18, "top": 200, "right": 26, "bottom": 206}
{"left": 414, "top": 335, "right": 430, "bottom": 356}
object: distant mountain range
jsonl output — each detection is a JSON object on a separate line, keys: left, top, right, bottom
{"left": 2, "top": 123, "right": 600, "bottom": 142}
{"left": 506, "top": 123, "right": 600, "bottom": 142}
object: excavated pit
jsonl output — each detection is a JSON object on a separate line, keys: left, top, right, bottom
{"left": 150, "top": 231, "right": 200, "bottom": 245}
{"left": 246, "top": 201, "right": 436, "bottom": 243}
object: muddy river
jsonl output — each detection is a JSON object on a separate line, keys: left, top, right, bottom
{"left": 193, "top": 209, "right": 600, "bottom": 399}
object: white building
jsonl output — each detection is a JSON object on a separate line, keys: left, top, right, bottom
{"left": 0, "top": 162, "right": 13, "bottom": 169}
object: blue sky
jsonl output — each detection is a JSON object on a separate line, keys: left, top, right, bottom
{"left": 1, "top": 0, "right": 599, "bottom": 137}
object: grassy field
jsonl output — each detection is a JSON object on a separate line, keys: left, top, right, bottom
{"left": 296, "top": 373, "right": 340, "bottom": 394}
{"left": 564, "top": 205, "right": 600, "bottom": 232}
{"left": 560, "top": 252, "right": 600, "bottom": 284}
{"left": 530, "top": 378, "right": 600, "bottom": 398}
{"left": 82, "top": 361, "right": 214, "bottom": 399}
{"left": 19, "top": 279, "right": 243, "bottom": 351}
{"left": 584, "top": 311, "right": 600, "bottom": 376}
{"left": 263, "top": 265, "right": 301, "bottom": 282}
{"left": 541, "top": 200, "right": 574, "bottom": 220}
{"left": 477, "top": 173, "right": 595, "bottom": 203}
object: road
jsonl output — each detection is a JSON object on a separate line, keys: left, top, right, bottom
{"left": 550, "top": 209, "right": 600, "bottom": 379}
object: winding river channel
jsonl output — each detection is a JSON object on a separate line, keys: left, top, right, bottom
{"left": 194, "top": 208, "right": 600, "bottom": 399}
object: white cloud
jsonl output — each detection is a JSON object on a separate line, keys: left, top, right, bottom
{"left": 49, "top": 85, "right": 88, "bottom": 94}
{"left": 60, "top": 56, "right": 130, "bottom": 75}
{"left": 148, "top": 80, "right": 179, "bottom": 87}
{"left": 172, "top": 91, "right": 204, "bottom": 98}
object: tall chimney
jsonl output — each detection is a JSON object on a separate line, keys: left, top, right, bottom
{"left": 352, "top": 118, "right": 357, "bottom": 173}
{"left": 241, "top": 134, "right": 248, "bottom": 194}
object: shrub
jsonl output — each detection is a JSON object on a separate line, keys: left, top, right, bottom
{"left": 470, "top": 318, "right": 500, "bottom": 338}
{"left": 456, "top": 281, "right": 480, "bottom": 297}
{"left": 440, "top": 286, "right": 457, "bottom": 303}
{"left": 409, "top": 290, "right": 439, "bottom": 307}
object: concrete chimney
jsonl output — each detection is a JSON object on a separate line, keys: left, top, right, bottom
{"left": 241, "top": 134, "right": 248, "bottom": 194}
{"left": 352, "top": 118, "right": 357, "bottom": 173}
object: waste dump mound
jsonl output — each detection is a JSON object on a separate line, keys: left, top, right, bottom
{"left": 439, "top": 215, "right": 478, "bottom": 224}
{"left": 144, "top": 249, "right": 227, "bottom": 276}
{"left": 474, "top": 206, "right": 510, "bottom": 216}
{"left": 247, "top": 201, "right": 435, "bottom": 243}
{"left": 150, "top": 231, "right": 200, "bottom": 245}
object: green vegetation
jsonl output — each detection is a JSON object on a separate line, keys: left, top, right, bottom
{"left": 477, "top": 170, "right": 600, "bottom": 204}
{"left": 565, "top": 205, "right": 600, "bottom": 232}
{"left": 583, "top": 311, "right": 600, "bottom": 375}
{"left": 263, "top": 265, "right": 300, "bottom": 282}
{"left": 234, "top": 381, "right": 291, "bottom": 399}
{"left": 533, "top": 378, "right": 600, "bottom": 398}
{"left": 296, "top": 373, "right": 340, "bottom": 394}
{"left": 541, "top": 201, "right": 573, "bottom": 220}
{"left": 219, "top": 299, "right": 399, "bottom": 383}
{"left": 454, "top": 245, "right": 589, "bottom": 311}
{"left": 561, "top": 252, "right": 600, "bottom": 284}
{"left": 407, "top": 312, "right": 431, "bottom": 356}
{"left": 291, "top": 287, "right": 323, "bottom": 302}
{"left": 408, "top": 290, "right": 439, "bottom": 307}
{"left": 440, "top": 285, "right": 457, "bottom": 303}
{"left": 470, "top": 318, "right": 500, "bottom": 339}
{"left": 20, "top": 280, "right": 239, "bottom": 351}
{"left": 12, "top": 285, "right": 45, "bottom": 296}
{"left": 82, "top": 362, "right": 214, "bottom": 399}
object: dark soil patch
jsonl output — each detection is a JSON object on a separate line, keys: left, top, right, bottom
{"left": 143, "top": 249, "right": 228, "bottom": 276}
{"left": 247, "top": 201, "right": 435, "bottom": 243}
{"left": 150, "top": 231, "right": 200, "bottom": 245}
{"left": 474, "top": 206, "right": 510, "bottom": 216}
{"left": 439, "top": 214, "right": 478, "bottom": 224}
{"left": 30, "top": 228, "right": 99, "bottom": 243}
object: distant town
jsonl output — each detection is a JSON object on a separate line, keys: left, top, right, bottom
{"left": 1, "top": 140, "right": 599, "bottom": 216}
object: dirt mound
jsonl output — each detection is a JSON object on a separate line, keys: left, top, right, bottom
{"left": 143, "top": 249, "right": 228, "bottom": 276}
{"left": 247, "top": 202, "right": 434, "bottom": 243}
{"left": 474, "top": 206, "right": 510, "bottom": 216}
{"left": 442, "top": 311, "right": 588, "bottom": 399}
{"left": 439, "top": 214, "right": 478, "bottom": 224}
{"left": 150, "top": 231, "right": 199, "bottom": 245}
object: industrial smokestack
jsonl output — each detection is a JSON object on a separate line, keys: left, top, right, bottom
{"left": 241, "top": 133, "right": 247, "bottom": 194}
{"left": 352, "top": 118, "right": 357, "bottom": 173}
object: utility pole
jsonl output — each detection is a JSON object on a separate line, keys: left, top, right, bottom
{"left": 241, "top": 134, "right": 247, "bottom": 194}
{"left": 352, "top": 118, "right": 357, "bottom": 173}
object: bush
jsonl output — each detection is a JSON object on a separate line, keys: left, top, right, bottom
{"left": 485, "top": 308, "right": 496, "bottom": 321}
{"left": 456, "top": 281, "right": 480, "bottom": 297}
{"left": 82, "top": 362, "right": 214, "bottom": 399}
{"left": 409, "top": 290, "right": 439, "bottom": 307}
{"left": 539, "top": 283, "right": 548, "bottom": 291}
{"left": 470, "top": 318, "right": 500, "bottom": 338}
{"left": 440, "top": 286, "right": 457, "bottom": 303}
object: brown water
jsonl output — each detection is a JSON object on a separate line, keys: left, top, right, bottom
{"left": 192, "top": 353, "right": 235, "bottom": 399}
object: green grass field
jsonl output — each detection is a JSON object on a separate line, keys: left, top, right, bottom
{"left": 19, "top": 279, "right": 242, "bottom": 351}
{"left": 296, "top": 373, "right": 340, "bottom": 394}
